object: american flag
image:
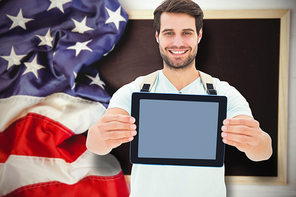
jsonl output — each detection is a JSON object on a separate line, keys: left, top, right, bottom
{"left": 0, "top": 0, "right": 129, "bottom": 196}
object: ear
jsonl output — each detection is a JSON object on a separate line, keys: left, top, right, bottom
{"left": 155, "top": 31, "right": 159, "bottom": 43}
{"left": 198, "top": 28, "right": 203, "bottom": 43}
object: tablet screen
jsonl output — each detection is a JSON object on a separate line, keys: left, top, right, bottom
{"left": 130, "top": 92, "right": 227, "bottom": 167}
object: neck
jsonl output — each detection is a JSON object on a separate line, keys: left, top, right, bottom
{"left": 162, "top": 64, "right": 200, "bottom": 91}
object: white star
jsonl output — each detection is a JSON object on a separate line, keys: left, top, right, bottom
{"left": 86, "top": 73, "right": 105, "bottom": 89}
{"left": 71, "top": 71, "right": 77, "bottom": 90}
{"left": 103, "top": 44, "right": 115, "bottom": 56}
{"left": 105, "top": 6, "right": 126, "bottom": 31}
{"left": 67, "top": 40, "right": 92, "bottom": 56}
{"left": 36, "top": 28, "right": 54, "bottom": 47}
{"left": 6, "top": 9, "right": 33, "bottom": 30}
{"left": 47, "top": 0, "right": 72, "bottom": 13}
{"left": 71, "top": 17, "right": 93, "bottom": 34}
{"left": 23, "top": 55, "right": 45, "bottom": 78}
{"left": 0, "top": 46, "right": 26, "bottom": 70}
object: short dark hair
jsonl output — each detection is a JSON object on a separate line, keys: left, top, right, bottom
{"left": 154, "top": 0, "right": 204, "bottom": 35}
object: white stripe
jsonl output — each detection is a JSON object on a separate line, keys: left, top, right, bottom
{"left": 0, "top": 93, "right": 106, "bottom": 133}
{"left": 0, "top": 150, "right": 122, "bottom": 196}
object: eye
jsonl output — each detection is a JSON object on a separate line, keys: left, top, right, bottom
{"left": 184, "top": 31, "right": 192, "bottom": 35}
{"left": 164, "top": 32, "right": 173, "bottom": 36}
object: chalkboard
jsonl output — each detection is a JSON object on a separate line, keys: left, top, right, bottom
{"left": 92, "top": 10, "right": 289, "bottom": 185}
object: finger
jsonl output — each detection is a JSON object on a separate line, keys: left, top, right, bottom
{"left": 221, "top": 132, "right": 259, "bottom": 146}
{"left": 101, "top": 130, "right": 137, "bottom": 141}
{"left": 222, "top": 138, "right": 254, "bottom": 153}
{"left": 221, "top": 124, "right": 253, "bottom": 136}
{"left": 222, "top": 124, "right": 262, "bottom": 138}
{"left": 98, "top": 119, "right": 137, "bottom": 132}
{"left": 101, "top": 114, "right": 135, "bottom": 124}
{"left": 105, "top": 137, "right": 135, "bottom": 149}
{"left": 223, "top": 118, "right": 259, "bottom": 128}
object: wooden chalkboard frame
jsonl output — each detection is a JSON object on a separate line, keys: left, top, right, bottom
{"left": 122, "top": 9, "right": 290, "bottom": 186}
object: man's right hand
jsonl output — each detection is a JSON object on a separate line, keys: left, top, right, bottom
{"left": 86, "top": 108, "right": 137, "bottom": 155}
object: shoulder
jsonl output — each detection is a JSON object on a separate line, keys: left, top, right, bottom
{"left": 121, "top": 70, "right": 161, "bottom": 92}
{"left": 212, "top": 77, "right": 239, "bottom": 95}
{"left": 212, "top": 77, "right": 253, "bottom": 118}
{"left": 108, "top": 71, "right": 161, "bottom": 112}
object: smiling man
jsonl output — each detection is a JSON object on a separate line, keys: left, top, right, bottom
{"left": 86, "top": 0, "right": 272, "bottom": 196}
{"left": 156, "top": 11, "right": 202, "bottom": 91}
{"left": 157, "top": 13, "right": 200, "bottom": 70}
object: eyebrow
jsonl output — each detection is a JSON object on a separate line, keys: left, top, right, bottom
{"left": 183, "top": 28, "right": 195, "bottom": 32}
{"left": 161, "top": 29, "right": 173, "bottom": 33}
{"left": 161, "top": 28, "right": 196, "bottom": 33}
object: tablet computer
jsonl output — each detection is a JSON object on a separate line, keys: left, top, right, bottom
{"left": 130, "top": 92, "right": 227, "bottom": 167}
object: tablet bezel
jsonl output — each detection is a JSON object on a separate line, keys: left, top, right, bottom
{"left": 130, "top": 92, "right": 227, "bottom": 167}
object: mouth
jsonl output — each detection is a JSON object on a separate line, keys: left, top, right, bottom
{"left": 169, "top": 50, "right": 188, "bottom": 55}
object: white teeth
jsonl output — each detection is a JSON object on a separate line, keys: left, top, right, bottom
{"left": 170, "top": 50, "right": 186, "bottom": 54}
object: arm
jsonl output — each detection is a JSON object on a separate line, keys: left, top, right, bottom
{"left": 86, "top": 108, "right": 137, "bottom": 155}
{"left": 221, "top": 115, "right": 272, "bottom": 161}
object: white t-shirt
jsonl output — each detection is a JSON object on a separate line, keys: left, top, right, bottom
{"left": 108, "top": 70, "right": 252, "bottom": 197}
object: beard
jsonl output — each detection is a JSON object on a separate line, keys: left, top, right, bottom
{"left": 159, "top": 46, "right": 197, "bottom": 70}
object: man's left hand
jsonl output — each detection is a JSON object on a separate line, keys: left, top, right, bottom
{"left": 221, "top": 116, "right": 262, "bottom": 154}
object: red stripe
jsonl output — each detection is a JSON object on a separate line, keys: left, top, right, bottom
{"left": 0, "top": 113, "right": 86, "bottom": 163}
{"left": 3, "top": 171, "right": 129, "bottom": 197}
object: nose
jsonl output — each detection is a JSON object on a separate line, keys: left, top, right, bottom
{"left": 172, "top": 34, "right": 184, "bottom": 47}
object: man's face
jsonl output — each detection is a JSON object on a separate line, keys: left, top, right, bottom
{"left": 156, "top": 12, "right": 202, "bottom": 70}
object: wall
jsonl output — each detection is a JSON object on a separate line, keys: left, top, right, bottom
{"left": 118, "top": 0, "right": 296, "bottom": 196}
